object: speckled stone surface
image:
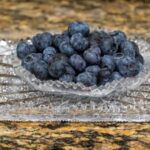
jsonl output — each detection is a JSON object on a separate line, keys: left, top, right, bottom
{"left": 0, "top": 0, "right": 150, "bottom": 149}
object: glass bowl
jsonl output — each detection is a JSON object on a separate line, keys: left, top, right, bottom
{"left": 0, "top": 36, "right": 150, "bottom": 121}
{"left": 11, "top": 33, "right": 150, "bottom": 98}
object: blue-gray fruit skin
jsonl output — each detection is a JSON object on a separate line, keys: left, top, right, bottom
{"left": 68, "top": 21, "right": 90, "bottom": 36}
{"left": 65, "top": 65, "right": 76, "bottom": 75}
{"left": 99, "top": 67, "right": 111, "bottom": 85}
{"left": 48, "top": 60, "right": 67, "bottom": 78}
{"left": 110, "top": 30, "right": 127, "bottom": 48}
{"left": 100, "top": 67, "right": 111, "bottom": 78}
{"left": 120, "top": 40, "right": 139, "bottom": 58}
{"left": 22, "top": 53, "right": 42, "bottom": 73}
{"left": 90, "top": 31, "right": 109, "bottom": 45}
{"left": 54, "top": 53, "right": 69, "bottom": 63}
{"left": 101, "top": 55, "right": 115, "bottom": 72}
{"left": 17, "top": 41, "right": 36, "bottom": 59}
{"left": 32, "top": 32, "right": 52, "bottom": 52}
{"left": 59, "top": 74, "right": 74, "bottom": 82}
{"left": 116, "top": 56, "right": 141, "bottom": 77}
{"left": 69, "top": 54, "right": 86, "bottom": 72}
{"left": 53, "top": 34, "right": 70, "bottom": 48}
{"left": 85, "top": 65, "right": 101, "bottom": 77}
{"left": 33, "top": 60, "right": 49, "bottom": 80}
{"left": 48, "top": 60, "right": 75, "bottom": 78}
{"left": 110, "top": 72, "right": 122, "bottom": 82}
{"left": 59, "top": 41, "right": 75, "bottom": 56}
{"left": 136, "top": 53, "right": 144, "bottom": 64}
{"left": 99, "top": 36, "right": 116, "bottom": 55}
{"left": 89, "top": 46, "right": 101, "bottom": 55}
{"left": 76, "top": 72, "right": 97, "bottom": 86}
{"left": 83, "top": 50, "right": 101, "bottom": 65}
{"left": 43, "top": 47, "right": 56, "bottom": 64}
{"left": 70, "top": 33, "right": 89, "bottom": 52}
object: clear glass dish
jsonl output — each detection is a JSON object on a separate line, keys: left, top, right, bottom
{"left": 0, "top": 34, "right": 150, "bottom": 122}
{"left": 11, "top": 34, "right": 150, "bottom": 98}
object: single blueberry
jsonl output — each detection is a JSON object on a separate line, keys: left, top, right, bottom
{"left": 76, "top": 72, "right": 97, "bottom": 86}
{"left": 70, "top": 33, "right": 89, "bottom": 52}
{"left": 85, "top": 65, "right": 101, "bottom": 77}
{"left": 89, "top": 31, "right": 111, "bottom": 46}
{"left": 22, "top": 53, "right": 42, "bottom": 73}
{"left": 54, "top": 53, "right": 69, "bottom": 63}
{"left": 32, "top": 32, "right": 52, "bottom": 52}
{"left": 59, "top": 74, "right": 74, "bottom": 82}
{"left": 33, "top": 60, "right": 49, "bottom": 80}
{"left": 69, "top": 54, "right": 86, "bottom": 72}
{"left": 99, "top": 67, "right": 111, "bottom": 78}
{"left": 101, "top": 55, "right": 115, "bottom": 72}
{"left": 16, "top": 41, "right": 36, "bottom": 59}
{"left": 65, "top": 65, "right": 76, "bottom": 75}
{"left": 99, "top": 36, "right": 116, "bottom": 55}
{"left": 136, "top": 53, "right": 144, "bottom": 64}
{"left": 110, "top": 30, "right": 127, "bottom": 48}
{"left": 48, "top": 60, "right": 75, "bottom": 78}
{"left": 120, "top": 40, "right": 139, "bottom": 58}
{"left": 88, "top": 45, "right": 101, "bottom": 55}
{"left": 53, "top": 33, "right": 70, "bottom": 48}
{"left": 110, "top": 72, "right": 122, "bottom": 81}
{"left": 116, "top": 56, "right": 141, "bottom": 77}
{"left": 43, "top": 47, "right": 56, "bottom": 64}
{"left": 83, "top": 50, "right": 101, "bottom": 65}
{"left": 59, "top": 41, "right": 75, "bottom": 56}
{"left": 99, "top": 68, "right": 111, "bottom": 85}
{"left": 68, "top": 21, "right": 90, "bottom": 36}
{"left": 62, "top": 30, "right": 69, "bottom": 36}
{"left": 48, "top": 60, "right": 67, "bottom": 78}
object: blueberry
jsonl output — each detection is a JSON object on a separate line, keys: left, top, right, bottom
{"left": 59, "top": 41, "right": 75, "bottom": 56}
{"left": 65, "top": 65, "right": 76, "bottom": 75}
{"left": 110, "top": 72, "right": 122, "bottom": 81}
{"left": 59, "top": 74, "right": 74, "bottom": 82}
{"left": 113, "top": 52, "right": 125, "bottom": 66}
{"left": 88, "top": 45, "right": 101, "bottom": 55}
{"left": 116, "top": 56, "right": 141, "bottom": 77}
{"left": 43, "top": 47, "right": 56, "bottom": 64}
{"left": 99, "top": 68, "right": 111, "bottom": 85}
{"left": 70, "top": 33, "right": 89, "bottom": 52}
{"left": 33, "top": 60, "right": 49, "bottom": 80}
{"left": 83, "top": 50, "right": 101, "bottom": 65}
{"left": 136, "top": 53, "right": 144, "bottom": 64}
{"left": 53, "top": 33, "right": 69, "bottom": 48}
{"left": 110, "top": 30, "right": 127, "bottom": 48}
{"left": 68, "top": 21, "right": 90, "bottom": 36}
{"left": 90, "top": 31, "right": 110, "bottom": 46}
{"left": 32, "top": 32, "right": 52, "bottom": 52}
{"left": 48, "top": 60, "right": 75, "bottom": 78}
{"left": 48, "top": 60, "right": 67, "bottom": 78}
{"left": 99, "top": 36, "right": 116, "bottom": 55}
{"left": 62, "top": 30, "right": 69, "bottom": 36}
{"left": 120, "top": 40, "right": 138, "bottom": 58}
{"left": 16, "top": 41, "right": 36, "bottom": 59}
{"left": 76, "top": 72, "right": 97, "bottom": 86}
{"left": 54, "top": 53, "right": 69, "bottom": 62}
{"left": 69, "top": 54, "right": 86, "bottom": 72}
{"left": 22, "top": 53, "right": 42, "bottom": 72}
{"left": 99, "top": 67, "right": 111, "bottom": 78}
{"left": 85, "top": 65, "right": 101, "bottom": 77}
{"left": 101, "top": 55, "right": 115, "bottom": 72}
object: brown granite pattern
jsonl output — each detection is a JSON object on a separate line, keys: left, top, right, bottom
{"left": 0, "top": 0, "right": 150, "bottom": 150}
{"left": 0, "top": 122, "right": 150, "bottom": 150}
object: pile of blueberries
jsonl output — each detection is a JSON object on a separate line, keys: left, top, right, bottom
{"left": 16, "top": 21, "right": 144, "bottom": 87}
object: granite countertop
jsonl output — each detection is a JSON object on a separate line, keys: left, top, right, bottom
{"left": 0, "top": 0, "right": 150, "bottom": 149}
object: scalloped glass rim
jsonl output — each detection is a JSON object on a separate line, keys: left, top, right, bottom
{"left": 11, "top": 31, "right": 150, "bottom": 98}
